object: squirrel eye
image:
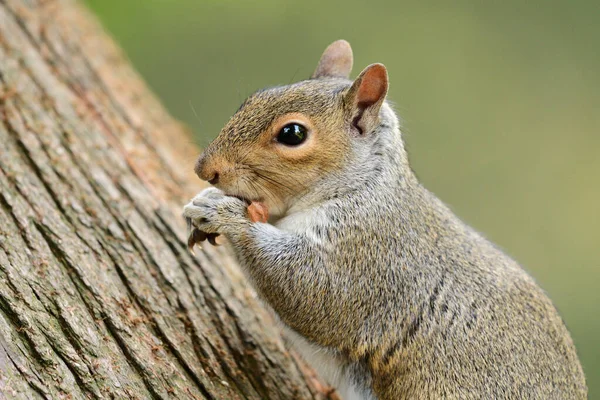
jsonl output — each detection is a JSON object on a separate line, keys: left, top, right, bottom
{"left": 276, "top": 123, "right": 307, "bottom": 146}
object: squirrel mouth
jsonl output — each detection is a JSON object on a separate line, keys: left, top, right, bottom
{"left": 221, "top": 186, "right": 264, "bottom": 205}
{"left": 232, "top": 195, "right": 251, "bottom": 205}
{"left": 229, "top": 194, "right": 263, "bottom": 205}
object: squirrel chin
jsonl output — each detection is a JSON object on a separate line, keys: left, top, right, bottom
{"left": 221, "top": 189, "right": 285, "bottom": 221}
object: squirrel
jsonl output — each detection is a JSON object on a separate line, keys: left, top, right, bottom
{"left": 183, "top": 40, "right": 587, "bottom": 399}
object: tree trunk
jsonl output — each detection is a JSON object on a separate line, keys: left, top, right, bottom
{"left": 0, "top": 1, "right": 332, "bottom": 398}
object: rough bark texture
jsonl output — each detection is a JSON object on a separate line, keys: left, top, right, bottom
{"left": 0, "top": 1, "right": 333, "bottom": 399}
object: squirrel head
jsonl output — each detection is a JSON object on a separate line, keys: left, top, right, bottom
{"left": 195, "top": 40, "right": 390, "bottom": 217}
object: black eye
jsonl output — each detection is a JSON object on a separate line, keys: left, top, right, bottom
{"left": 276, "top": 123, "right": 307, "bottom": 146}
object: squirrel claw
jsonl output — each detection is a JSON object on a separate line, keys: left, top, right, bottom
{"left": 187, "top": 229, "right": 208, "bottom": 254}
{"left": 187, "top": 228, "right": 221, "bottom": 253}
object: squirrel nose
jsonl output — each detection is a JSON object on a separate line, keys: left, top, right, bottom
{"left": 194, "top": 153, "right": 221, "bottom": 184}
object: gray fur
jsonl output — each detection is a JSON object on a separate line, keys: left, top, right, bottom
{"left": 183, "top": 42, "right": 587, "bottom": 399}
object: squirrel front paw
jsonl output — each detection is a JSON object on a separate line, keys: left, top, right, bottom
{"left": 182, "top": 188, "right": 249, "bottom": 238}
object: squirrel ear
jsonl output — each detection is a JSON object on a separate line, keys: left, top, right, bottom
{"left": 312, "top": 40, "right": 354, "bottom": 79}
{"left": 345, "top": 63, "right": 389, "bottom": 134}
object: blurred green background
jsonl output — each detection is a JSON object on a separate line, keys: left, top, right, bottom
{"left": 85, "top": 0, "right": 599, "bottom": 396}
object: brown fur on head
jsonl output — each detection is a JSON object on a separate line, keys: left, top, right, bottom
{"left": 195, "top": 40, "right": 388, "bottom": 217}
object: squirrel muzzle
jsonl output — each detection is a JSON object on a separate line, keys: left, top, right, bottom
{"left": 194, "top": 152, "right": 222, "bottom": 185}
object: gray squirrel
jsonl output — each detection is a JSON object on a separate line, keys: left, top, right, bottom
{"left": 183, "top": 40, "right": 587, "bottom": 399}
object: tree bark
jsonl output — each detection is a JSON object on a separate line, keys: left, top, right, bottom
{"left": 0, "top": 1, "right": 332, "bottom": 399}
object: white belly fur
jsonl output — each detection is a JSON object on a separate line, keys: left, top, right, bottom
{"left": 282, "top": 326, "right": 374, "bottom": 400}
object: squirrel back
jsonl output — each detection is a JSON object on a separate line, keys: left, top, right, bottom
{"left": 188, "top": 40, "right": 587, "bottom": 399}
